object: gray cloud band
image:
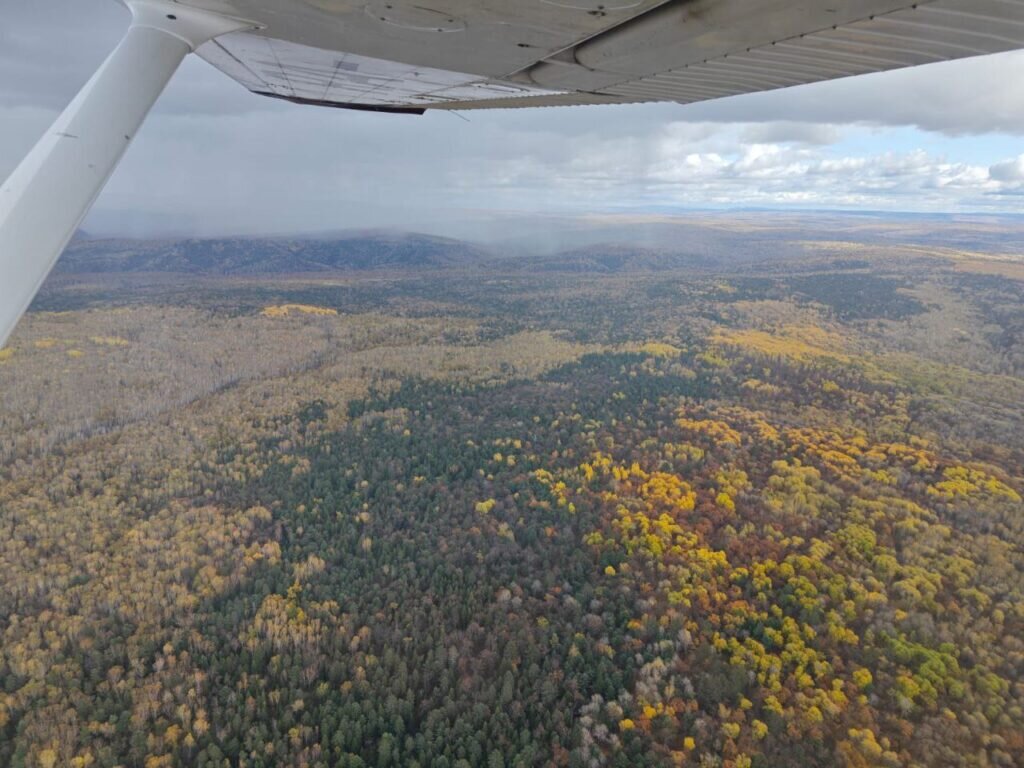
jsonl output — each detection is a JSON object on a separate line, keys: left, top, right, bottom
{"left": 2, "top": 0, "right": 1023, "bottom": 237}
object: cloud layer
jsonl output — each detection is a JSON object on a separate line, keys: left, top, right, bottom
{"left": 3, "top": 1, "right": 1024, "bottom": 236}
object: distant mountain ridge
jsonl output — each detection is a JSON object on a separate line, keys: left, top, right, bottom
{"left": 58, "top": 232, "right": 494, "bottom": 275}
{"left": 491, "top": 243, "right": 717, "bottom": 273}
{"left": 60, "top": 211, "right": 1024, "bottom": 277}
{"left": 58, "top": 222, "right": 898, "bottom": 277}
{"left": 59, "top": 232, "right": 730, "bottom": 276}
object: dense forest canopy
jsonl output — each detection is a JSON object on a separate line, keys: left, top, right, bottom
{"left": 1, "top": 219, "right": 1022, "bottom": 767}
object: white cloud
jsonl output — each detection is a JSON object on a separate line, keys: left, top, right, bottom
{"left": 990, "top": 155, "right": 1024, "bottom": 182}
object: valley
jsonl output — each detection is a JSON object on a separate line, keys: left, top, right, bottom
{"left": 1, "top": 213, "right": 1022, "bottom": 768}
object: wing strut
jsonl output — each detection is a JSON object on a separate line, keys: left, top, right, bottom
{"left": 0, "top": 0, "right": 255, "bottom": 348}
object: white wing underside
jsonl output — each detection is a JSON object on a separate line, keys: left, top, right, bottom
{"left": 193, "top": 0, "right": 1024, "bottom": 113}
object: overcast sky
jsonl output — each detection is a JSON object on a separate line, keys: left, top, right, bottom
{"left": 3, "top": 0, "right": 1024, "bottom": 237}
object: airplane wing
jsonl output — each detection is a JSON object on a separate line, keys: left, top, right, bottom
{"left": 3, "top": 0, "right": 1024, "bottom": 348}
{"left": 195, "top": 0, "right": 1024, "bottom": 113}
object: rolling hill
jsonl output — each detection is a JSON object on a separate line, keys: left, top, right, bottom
{"left": 57, "top": 231, "right": 494, "bottom": 274}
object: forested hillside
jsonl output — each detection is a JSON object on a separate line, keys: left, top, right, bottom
{"left": 58, "top": 233, "right": 492, "bottom": 275}
{"left": 0, "top": 227, "right": 1022, "bottom": 768}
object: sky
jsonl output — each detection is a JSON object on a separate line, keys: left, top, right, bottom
{"left": 2, "top": 0, "right": 1024, "bottom": 238}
